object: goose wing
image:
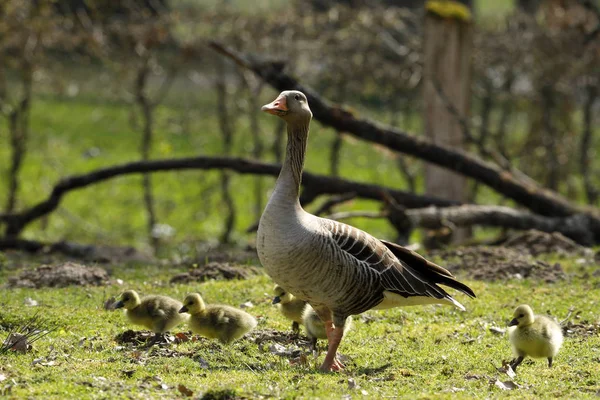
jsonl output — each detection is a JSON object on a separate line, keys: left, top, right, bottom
{"left": 324, "top": 219, "right": 475, "bottom": 301}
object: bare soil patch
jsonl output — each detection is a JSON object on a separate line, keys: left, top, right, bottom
{"left": 170, "top": 262, "right": 261, "bottom": 284}
{"left": 432, "top": 246, "right": 566, "bottom": 282}
{"left": 6, "top": 262, "right": 110, "bottom": 288}
{"left": 500, "top": 230, "right": 593, "bottom": 257}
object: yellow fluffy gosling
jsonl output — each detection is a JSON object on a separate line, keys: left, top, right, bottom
{"left": 179, "top": 293, "right": 257, "bottom": 344}
{"left": 114, "top": 290, "right": 187, "bottom": 345}
{"left": 302, "top": 305, "right": 352, "bottom": 351}
{"left": 272, "top": 285, "right": 307, "bottom": 333}
{"left": 508, "top": 304, "right": 563, "bottom": 371}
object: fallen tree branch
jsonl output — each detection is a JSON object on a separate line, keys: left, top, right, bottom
{"left": 0, "top": 155, "right": 459, "bottom": 237}
{"left": 326, "top": 205, "right": 596, "bottom": 246}
{"left": 209, "top": 42, "right": 600, "bottom": 238}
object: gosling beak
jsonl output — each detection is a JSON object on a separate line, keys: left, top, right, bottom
{"left": 509, "top": 318, "right": 518, "bottom": 327}
{"left": 114, "top": 300, "right": 124, "bottom": 309}
{"left": 272, "top": 296, "right": 281, "bottom": 305}
{"left": 262, "top": 95, "right": 288, "bottom": 115}
{"left": 179, "top": 306, "right": 188, "bottom": 314}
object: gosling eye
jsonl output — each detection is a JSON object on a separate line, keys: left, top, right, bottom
{"left": 294, "top": 94, "right": 300, "bottom": 101}
{"left": 518, "top": 313, "right": 524, "bottom": 318}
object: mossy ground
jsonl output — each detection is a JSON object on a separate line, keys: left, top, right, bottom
{"left": 0, "top": 253, "right": 599, "bottom": 399}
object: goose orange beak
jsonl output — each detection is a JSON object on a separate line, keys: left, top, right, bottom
{"left": 262, "top": 95, "right": 288, "bottom": 115}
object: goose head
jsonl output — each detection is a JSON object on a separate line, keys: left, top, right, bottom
{"left": 179, "top": 293, "right": 206, "bottom": 314}
{"left": 262, "top": 90, "right": 312, "bottom": 124}
{"left": 114, "top": 290, "right": 141, "bottom": 310}
{"left": 272, "top": 285, "right": 293, "bottom": 305}
{"left": 509, "top": 304, "right": 535, "bottom": 327}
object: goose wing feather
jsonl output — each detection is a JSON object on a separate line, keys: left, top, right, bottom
{"left": 324, "top": 219, "right": 475, "bottom": 300}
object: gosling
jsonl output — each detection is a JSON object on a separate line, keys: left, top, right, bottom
{"left": 179, "top": 293, "right": 257, "bottom": 344}
{"left": 114, "top": 290, "right": 186, "bottom": 345}
{"left": 508, "top": 304, "right": 563, "bottom": 371}
{"left": 272, "top": 285, "right": 307, "bottom": 333}
{"left": 302, "top": 305, "right": 352, "bottom": 351}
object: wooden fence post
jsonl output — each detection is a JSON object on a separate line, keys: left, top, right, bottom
{"left": 423, "top": 0, "right": 473, "bottom": 242}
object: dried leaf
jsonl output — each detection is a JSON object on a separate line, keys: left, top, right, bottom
{"left": 493, "top": 379, "right": 519, "bottom": 390}
{"left": 497, "top": 360, "right": 516, "bottom": 378}
{"left": 240, "top": 301, "right": 254, "bottom": 309}
{"left": 289, "top": 353, "right": 309, "bottom": 367}
{"left": 347, "top": 378, "right": 359, "bottom": 390}
{"left": 23, "top": 298, "right": 38, "bottom": 307}
{"left": 196, "top": 357, "right": 210, "bottom": 369}
{"left": 122, "top": 370, "right": 135, "bottom": 378}
{"left": 178, "top": 384, "right": 194, "bottom": 397}
{"left": 174, "top": 332, "right": 191, "bottom": 343}
{"left": 103, "top": 297, "right": 116, "bottom": 311}
{"left": 5, "top": 333, "right": 30, "bottom": 353}
{"left": 489, "top": 326, "right": 506, "bottom": 335}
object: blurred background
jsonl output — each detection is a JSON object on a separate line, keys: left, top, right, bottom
{"left": 0, "top": 0, "right": 598, "bottom": 257}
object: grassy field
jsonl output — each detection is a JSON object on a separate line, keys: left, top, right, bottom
{"left": 0, "top": 252, "right": 599, "bottom": 399}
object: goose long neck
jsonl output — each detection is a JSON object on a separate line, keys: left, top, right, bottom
{"left": 274, "top": 121, "right": 310, "bottom": 204}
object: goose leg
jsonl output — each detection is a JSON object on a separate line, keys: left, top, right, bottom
{"left": 320, "top": 320, "right": 345, "bottom": 372}
{"left": 547, "top": 357, "right": 553, "bottom": 368}
{"left": 292, "top": 321, "right": 300, "bottom": 334}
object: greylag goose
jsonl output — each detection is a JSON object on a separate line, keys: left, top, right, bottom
{"left": 257, "top": 90, "right": 476, "bottom": 371}
{"left": 272, "top": 284, "right": 307, "bottom": 333}
{"left": 179, "top": 293, "right": 257, "bottom": 344}
{"left": 114, "top": 290, "right": 187, "bottom": 345}
{"left": 508, "top": 304, "right": 563, "bottom": 371}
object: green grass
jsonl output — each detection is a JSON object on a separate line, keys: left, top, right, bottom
{"left": 0, "top": 255, "right": 599, "bottom": 399}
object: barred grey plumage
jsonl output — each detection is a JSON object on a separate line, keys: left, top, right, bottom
{"left": 257, "top": 90, "right": 476, "bottom": 371}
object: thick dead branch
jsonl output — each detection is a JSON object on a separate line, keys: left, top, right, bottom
{"left": 0, "top": 156, "right": 458, "bottom": 237}
{"left": 327, "top": 205, "right": 595, "bottom": 246}
{"left": 403, "top": 205, "right": 595, "bottom": 246}
{"left": 209, "top": 42, "right": 598, "bottom": 228}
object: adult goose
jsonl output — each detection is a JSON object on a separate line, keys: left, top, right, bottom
{"left": 257, "top": 90, "right": 476, "bottom": 371}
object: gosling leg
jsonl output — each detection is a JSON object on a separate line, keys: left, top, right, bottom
{"left": 146, "top": 333, "right": 164, "bottom": 347}
{"left": 510, "top": 356, "right": 524, "bottom": 372}
{"left": 548, "top": 357, "right": 553, "bottom": 368}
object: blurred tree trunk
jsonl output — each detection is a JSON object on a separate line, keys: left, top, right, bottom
{"left": 1, "top": 61, "right": 33, "bottom": 215}
{"left": 239, "top": 72, "right": 265, "bottom": 221}
{"left": 422, "top": 0, "right": 473, "bottom": 241}
{"left": 580, "top": 82, "right": 599, "bottom": 205}
{"left": 215, "top": 59, "right": 236, "bottom": 244}
{"left": 134, "top": 55, "right": 159, "bottom": 252}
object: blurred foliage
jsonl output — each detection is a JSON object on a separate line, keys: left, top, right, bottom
{"left": 0, "top": 0, "right": 598, "bottom": 249}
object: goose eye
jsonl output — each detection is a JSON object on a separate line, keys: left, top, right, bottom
{"left": 518, "top": 314, "right": 524, "bottom": 318}
{"left": 294, "top": 94, "right": 300, "bottom": 101}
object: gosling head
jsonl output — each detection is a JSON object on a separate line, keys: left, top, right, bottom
{"left": 509, "top": 304, "right": 535, "bottom": 327}
{"left": 114, "top": 290, "right": 141, "bottom": 310}
{"left": 262, "top": 90, "right": 312, "bottom": 124}
{"left": 179, "top": 293, "right": 205, "bottom": 314}
{"left": 272, "top": 285, "right": 293, "bottom": 305}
